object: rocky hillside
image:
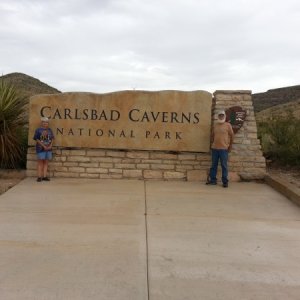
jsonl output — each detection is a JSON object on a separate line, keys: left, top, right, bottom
{"left": 2, "top": 72, "right": 300, "bottom": 119}
{"left": 252, "top": 85, "right": 300, "bottom": 112}
{"left": 1, "top": 72, "right": 61, "bottom": 122}
{"left": 256, "top": 99, "right": 300, "bottom": 122}
{"left": 0, "top": 72, "right": 60, "bottom": 98}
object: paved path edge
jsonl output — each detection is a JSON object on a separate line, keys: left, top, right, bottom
{"left": 265, "top": 174, "right": 300, "bottom": 207}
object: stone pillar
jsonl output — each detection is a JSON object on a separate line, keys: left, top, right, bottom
{"left": 213, "top": 90, "right": 266, "bottom": 180}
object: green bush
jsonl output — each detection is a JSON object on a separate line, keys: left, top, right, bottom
{"left": 257, "top": 114, "right": 300, "bottom": 166}
{"left": 0, "top": 80, "right": 27, "bottom": 168}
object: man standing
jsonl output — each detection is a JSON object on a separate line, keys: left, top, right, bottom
{"left": 206, "top": 110, "right": 234, "bottom": 188}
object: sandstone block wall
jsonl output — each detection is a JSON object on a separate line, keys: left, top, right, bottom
{"left": 26, "top": 90, "right": 266, "bottom": 181}
{"left": 26, "top": 148, "right": 212, "bottom": 181}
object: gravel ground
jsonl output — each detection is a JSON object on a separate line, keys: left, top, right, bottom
{"left": 267, "top": 165, "right": 300, "bottom": 189}
{"left": 0, "top": 170, "right": 26, "bottom": 195}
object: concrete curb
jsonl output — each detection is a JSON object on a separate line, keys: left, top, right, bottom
{"left": 265, "top": 174, "right": 300, "bottom": 207}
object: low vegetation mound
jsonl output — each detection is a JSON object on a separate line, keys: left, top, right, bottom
{"left": 253, "top": 85, "right": 300, "bottom": 112}
{"left": 0, "top": 72, "right": 60, "bottom": 98}
{"left": 256, "top": 100, "right": 300, "bottom": 122}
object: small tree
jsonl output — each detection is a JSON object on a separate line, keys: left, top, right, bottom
{"left": 0, "top": 80, "right": 27, "bottom": 168}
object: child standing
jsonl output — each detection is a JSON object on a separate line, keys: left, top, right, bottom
{"left": 33, "top": 117, "right": 54, "bottom": 182}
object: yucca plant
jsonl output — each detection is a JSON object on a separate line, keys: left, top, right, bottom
{"left": 0, "top": 80, "right": 27, "bottom": 168}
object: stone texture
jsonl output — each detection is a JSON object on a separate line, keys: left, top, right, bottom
{"left": 178, "top": 154, "right": 196, "bottom": 160}
{"left": 28, "top": 91, "right": 212, "bottom": 152}
{"left": 86, "top": 150, "right": 106, "bottom": 156}
{"left": 144, "top": 170, "right": 163, "bottom": 179}
{"left": 137, "top": 164, "right": 150, "bottom": 169}
{"left": 109, "top": 169, "right": 123, "bottom": 174}
{"left": 79, "top": 173, "right": 100, "bottom": 178}
{"left": 67, "top": 156, "right": 90, "bottom": 162}
{"left": 79, "top": 162, "right": 99, "bottom": 168}
{"left": 114, "top": 163, "right": 136, "bottom": 169}
{"left": 26, "top": 90, "right": 265, "bottom": 181}
{"left": 164, "top": 171, "right": 186, "bottom": 180}
{"left": 86, "top": 168, "right": 108, "bottom": 174}
{"left": 123, "top": 170, "right": 143, "bottom": 178}
{"left": 176, "top": 165, "right": 194, "bottom": 171}
{"left": 26, "top": 161, "right": 37, "bottom": 169}
{"left": 27, "top": 154, "right": 36, "bottom": 160}
{"left": 54, "top": 172, "right": 79, "bottom": 178}
{"left": 53, "top": 155, "right": 67, "bottom": 162}
{"left": 228, "top": 172, "right": 241, "bottom": 182}
{"left": 100, "top": 163, "right": 113, "bottom": 168}
{"left": 239, "top": 170, "right": 266, "bottom": 180}
{"left": 68, "top": 167, "right": 85, "bottom": 173}
{"left": 90, "top": 157, "right": 120, "bottom": 163}
{"left": 142, "top": 159, "right": 162, "bottom": 164}
{"left": 187, "top": 170, "right": 207, "bottom": 181}
{"left": 27, "top": 147, "right": 35, "bottom": 154}
{"left": 64, "top": 162, "right": 79, "bottom": 167}
{"left": 151, "top": 164, "right": 175, "bottom": 170}
{"left": 106, "top": 151, "right": 126, "bottom": 158}
{"left": 150, "top": 153, "right": 178, "bottom": 160}
{"left": 100, "top": 174, "right": 123, "bottom": 179}
{"left": 126, "top": 152, "right": 149, "bottom": 159}
{"left": 69, "top": 149, "right": 86, "bottom": 156}
{"left": 54, "top": 166, "right": 68, "bottom": 172}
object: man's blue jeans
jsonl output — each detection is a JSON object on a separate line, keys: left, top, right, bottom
{"left": 209, "top": 149, "right": 229, "bottom": 184}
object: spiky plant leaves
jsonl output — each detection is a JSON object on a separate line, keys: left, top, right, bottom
{"left": 0, "top": 80, "right": 27, "bottom": 168}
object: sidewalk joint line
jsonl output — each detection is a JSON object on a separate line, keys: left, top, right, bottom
{"left": 144, "top": 180, "right": 150, "bottom": 300}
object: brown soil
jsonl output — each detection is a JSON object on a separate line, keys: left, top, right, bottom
{"left": 0, "top": 170, "right": 26, "bottom": 195}
{"left": 267, "top": 164, "right": 300, "bottom": 189}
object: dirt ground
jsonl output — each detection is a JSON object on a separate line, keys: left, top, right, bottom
{"left": 0, "top": 170, "right": 26, "bottom": 195}
{"left": 0, "top": 167, "right": 299, "bottom": 196}
{"left": 267, "top": 165, "right": 300, "bottom": 189}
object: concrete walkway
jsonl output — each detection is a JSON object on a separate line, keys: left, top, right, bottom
{"left": 0, "top": 178, "right": 300, "bottom": 300}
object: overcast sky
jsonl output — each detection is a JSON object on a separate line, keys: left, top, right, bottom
{"left": 1, "top": 0, "right": 300, "bottom": 94}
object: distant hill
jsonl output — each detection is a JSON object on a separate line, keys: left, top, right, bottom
{"left": 256, "top": 99, "right": 300, "bottom": 122}
{"left": 253, "top": 85, "right": 300, "bottom": 112}
{"left": 0, "top": 72, "right": 61, "bottom": 122}
{"left": 2, "top": 72, "right": 300, "bottom": 120}
{"left": 0, "top": 72, "right": 60, "bottom": 98}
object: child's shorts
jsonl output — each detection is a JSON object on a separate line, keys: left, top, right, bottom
{"left": 37, "top": 151, "right": 52, "bottom": 160}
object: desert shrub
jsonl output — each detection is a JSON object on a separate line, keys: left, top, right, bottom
{"left": 0, "top": 81, "right": 27, "bottom": 168}
{"left": 257, "top": 114, "right": 300, "bottom": 166}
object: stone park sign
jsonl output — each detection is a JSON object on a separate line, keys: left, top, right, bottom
{"left": 28, "top": 90, "right": 212, "bottom": 152}
{"left": 27, "top": 90, "right": 266, "bottom": 181}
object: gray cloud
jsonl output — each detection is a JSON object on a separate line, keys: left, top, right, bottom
{"left": 1, "top": 0, "right": 300, "bottom": 93}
